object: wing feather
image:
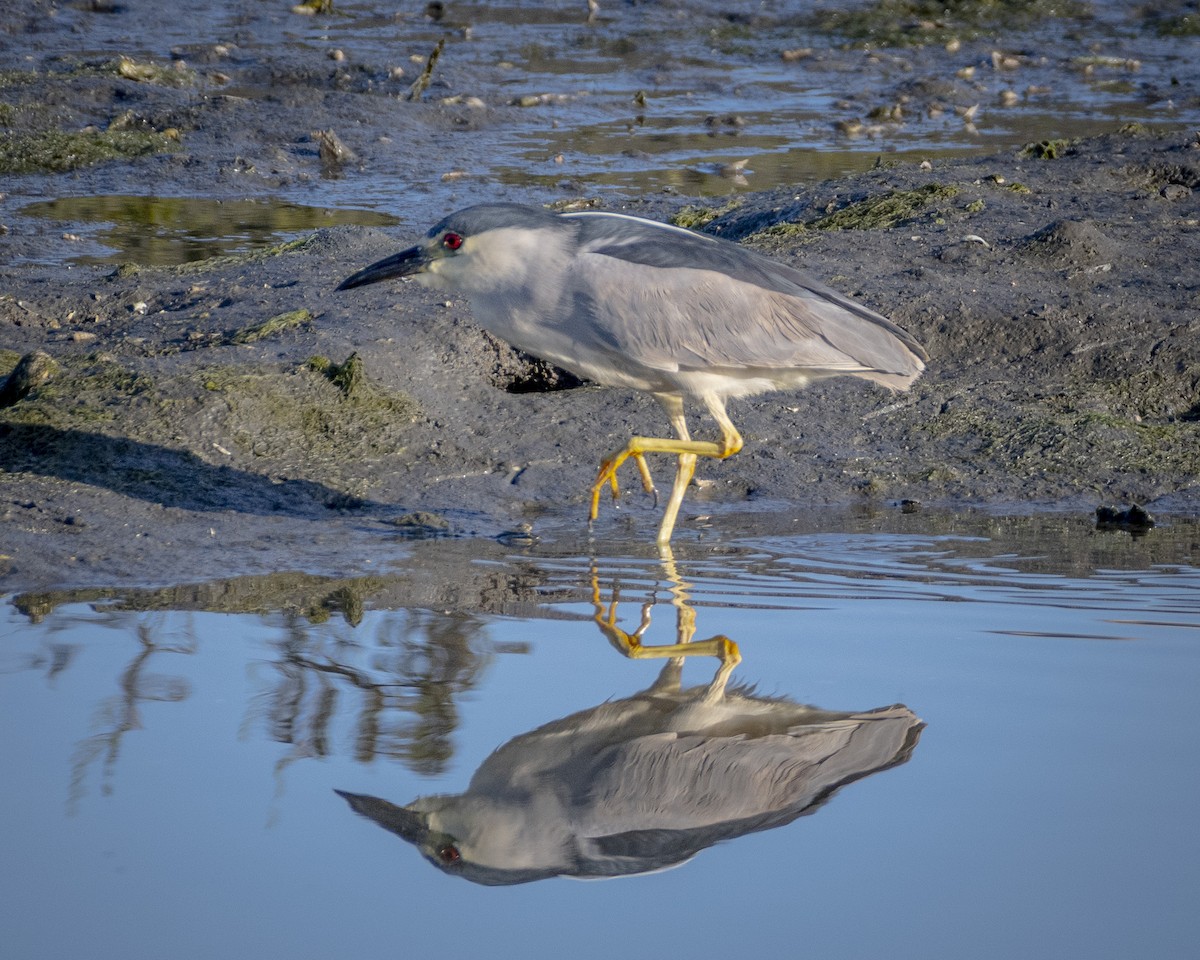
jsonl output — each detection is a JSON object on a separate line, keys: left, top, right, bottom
{"left": 562, "top": 211, "right": 926, "bottom": 390}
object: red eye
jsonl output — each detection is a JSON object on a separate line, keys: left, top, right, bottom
{"left": 443, "top": 232, "right": 463, "bottom": 251}
{"left": 437, "top": 844, "right": 461, "bottom": 865}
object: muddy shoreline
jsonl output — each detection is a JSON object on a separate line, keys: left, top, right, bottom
{"left": 2, "top": 3, "right": 1199, "bottom": 593}
{"left": 5, "top": 124, "right": 1198, "bottom": 592}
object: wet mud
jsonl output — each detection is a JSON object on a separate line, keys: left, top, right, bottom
{"left": 1, "top": 1, "right": 1198, "bottom": 591}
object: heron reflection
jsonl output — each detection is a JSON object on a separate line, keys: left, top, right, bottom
{"left": 337, "top": 562, "right": 922, "bottom": 885}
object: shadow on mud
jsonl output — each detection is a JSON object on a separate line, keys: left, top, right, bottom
{"left": 0, "top": 422, "right": 377, "bottom": 516}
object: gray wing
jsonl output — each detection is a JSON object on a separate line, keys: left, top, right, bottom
{"left": 572, "top": 704, "right": 922, "bottom": 835}
{"left": 563, "top": 211, "right": 926, "bottom": 388}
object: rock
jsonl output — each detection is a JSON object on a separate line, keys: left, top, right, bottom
{"left": 0, "top": 351, "right": 59, "bottom": 408}
{"left": 1095, "top": 504, "right": 1155, "bottom": 531}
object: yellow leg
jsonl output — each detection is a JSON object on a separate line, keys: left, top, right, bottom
{"left": 606, "top": 451, "right": 657, "bottom": 505}
{"left": 588, "top": 392, "right": 743, "bottom": 546}
{"left": 656, "top": 453, "right": 697, "bottom": 550}
{"left": 634, "top": 453, "right": 657, "bottom": 503}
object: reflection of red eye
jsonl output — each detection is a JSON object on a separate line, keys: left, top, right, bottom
{"left": 443, "top": 232, "right": 463, "bottom": 251}
{"left": 437, "top": 844, "right": 461, "bottom": 865}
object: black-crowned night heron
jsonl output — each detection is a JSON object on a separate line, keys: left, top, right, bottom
{"left": 337, "top": 203, "right": 927, "bottom": 546}
{"left": 336, "top": 659, "right": 922, "bottom": 885}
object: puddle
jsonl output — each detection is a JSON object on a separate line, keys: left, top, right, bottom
{"left": 3, "top": 517, "right": 1198, "bottom": 957}
{"left": 17, "top": 195, "right": 400, "bottom": 267}
{"left": 493, "top": 111, "right": 1164, "bottom": 199}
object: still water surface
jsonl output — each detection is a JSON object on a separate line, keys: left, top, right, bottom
{"left": 3, "top": 520, "right": 1198, "bottom": 959}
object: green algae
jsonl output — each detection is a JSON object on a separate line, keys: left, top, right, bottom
{"left": 1, "top": 354, "right": 418, "bottom": 496}
{"left": 227, "top": 310, "right": 313, "bottom": 346}
{"left": 814, "top": 0, "right": 1090, "bottom": 48}
{"left": 0, "top": 354, "right": 156, "bottom": 428}
{"left": 108, "top": 236, "right": 319, "bottom": 281}
{"left": 0, "top": 351, "right": 61, "bottom": 408}
{"left": 0, "top": 128, "right": 179, "bottom": 174}
{"left": 671, "top": 199, "right": 745, "bottom": 231}
{"left": 1150, "top": 14, "right": 1200, "bottom": 37}
{"left": 923, "top": 397, "right": 1200, "bottom": 482}
{"left": 0, "top": 350, "right": 23, "bottom": 377}
{"left": 192, "top": 360, "right": 417, "bottom": 464}
{"left": 0, "top": 56, "right": 194, "bottom": 175}
{"left": 754, "top": 184, "right": 961, "bottom": 238}
{"left": 1020, "top": 138, "right": 1075, "bottom": 159}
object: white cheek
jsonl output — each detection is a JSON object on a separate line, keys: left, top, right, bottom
{"left": 414, "top": 265, "right": 446, "bottom": 289}
{"left": 430, "top": 255, "right": 482, "bottom": 293}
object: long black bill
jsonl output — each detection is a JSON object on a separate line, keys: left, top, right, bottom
{"left": 336, "top": 244, "right": 429, "bottom": 291}
{"left": 334, "top": 789, "right": 430, "bottom": 844}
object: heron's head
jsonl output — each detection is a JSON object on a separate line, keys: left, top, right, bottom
{"left": 336, "top": 203, "right": 572, "bottom": 299}
{"left": 335, "top": 788, "right": 575, "bottom": 886}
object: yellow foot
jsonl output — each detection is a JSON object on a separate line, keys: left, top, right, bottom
{"left": 586, "top": 421, "right": 741, "bottom": 539}
{"left": 590, "top": 449, "right": 657, "bottom": 520}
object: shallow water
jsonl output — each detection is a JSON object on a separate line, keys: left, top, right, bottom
{"left": 4, "top": 518, "right": 1198, "bottom": 959}
{"left": 9, "top": 0, "right": 1200, "bottom": 265}
{"left": 17, "top": 196, "right": 400, "bottom": 267}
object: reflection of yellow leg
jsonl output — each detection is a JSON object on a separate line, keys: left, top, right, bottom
{"left": 606, "top": 623, "right": 740, "bottom": 666}
{"left": 589, "top": 392, "right": 743, "bottom": 547}
{"left": 590, "top": 555, "right": 742, "bottom": 670}
{"left": 702, "top": 647, "right": 740, "bottom": 704}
